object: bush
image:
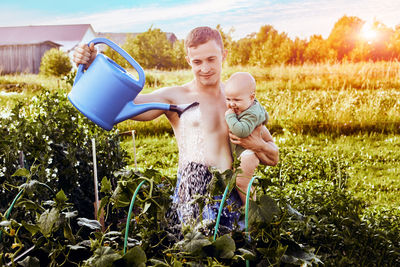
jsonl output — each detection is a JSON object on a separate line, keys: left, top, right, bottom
{"left": 258, "top": 147, "right": 400, "bottom": 266}
{"left": 39, "top": 48, "right": 72, "bottom": 77}
{"left": 0, "top": 88, "right": 127, "bottom": 218}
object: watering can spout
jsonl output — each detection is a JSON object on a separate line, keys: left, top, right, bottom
{"left": 170, "top": 102, "right": 199, "bottom": 117}
{"left": 114, "top": 101, "right": 200, "bottom": 124}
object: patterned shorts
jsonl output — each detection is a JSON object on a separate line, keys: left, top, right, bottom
{"left": 169, "top": 162, "right": 242, "bottom": 230}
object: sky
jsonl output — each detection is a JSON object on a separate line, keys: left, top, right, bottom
{"left": 2, "top": 0, "right": 400, "bottom": 40}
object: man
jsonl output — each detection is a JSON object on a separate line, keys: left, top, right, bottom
{"left": 73, "top": 26, "right": 278, "bottom": 228}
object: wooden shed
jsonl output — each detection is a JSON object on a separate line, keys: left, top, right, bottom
{"left": 0, "top": 41, "right": 61, "bottom": 74}
{"left": 0, "top": 24, "right": 96, "bottom": 74}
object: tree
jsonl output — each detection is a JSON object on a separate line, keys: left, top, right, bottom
{"left": 304, "top": 35, "right": 336, "bottom": 63}
{"left": 327, "top": 15, "right": 364, "bottom": 61}
{"left": 368, "top": 21, "right": 393, "bottom": 61}
{"left": 216, "top": 24, "right": 234, "bottom": 51}
{"left": 348, "top": 41, "right": 371, "bottom": 62}
{"left": 249, "top": 25, "right": 292, "bottom": 65}
{"left": 227, "top": 34, "right": 254, "bottom": 66}
{"left": 388, "top": 25, "right": 400, "bottom": 60}
{"left": 290, "top": 37, "right": 307, "bottom": 65}
{"left": 171, "top": 39, "right": 189, "bottom": 69}
{"left": 126, "top": 27, "right": 175, "bottom": 69}
{"left": 103, "top": 34, "right": 132, "bottom": 68}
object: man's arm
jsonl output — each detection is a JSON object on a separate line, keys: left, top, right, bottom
{"left": 131, "top": 86, "right": 176, "bottom": 121}
{"left": 229, "top": 125, "right": 279, "bottom": 166}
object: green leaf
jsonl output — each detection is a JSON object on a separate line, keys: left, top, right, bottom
{"left": 208, "top": 168, "right": 226, "bottom": 195}
{"left": 98, "top": 196, "right": 110, "bottom": 219}
{"left": 77, "top": 217, "right": 102, "bottom": 230}
{"left": 172, "top": 261, "right": 183, "bottom": 267}
{"left": 142, "top": 168, "right": 162, "bottom": 183}
{"left": 121, "top": 246, "right": 147, "bottom": 267}
{"left": 141, "top": 202, "right": 151, "bottom": 215}
{"left": 236, "top": 248, "right": 256, "bottom": 260}
{"left": 38, "top": 208, "right": 59, "bottom": 237}
{"left": 213, "top": 234, "right": 236, "bottom": 259}
{"left": 179, "top": 231, "right": 211, "bottom": 254}
{"left": 17, "top": 256, "right": 40, "bottom": 267}
{"left": 101, "top": 177, "right": 112, "bottom": 193}
{"left": 19, "top": 180, "right": 40, "bottom": 195}
{"left": 282, "top": 239, "right": 323, "bottom": 265}
{"left": 15, "top": 199, "right": 42, "bottom": 210}
{"left": 55, "top": 189, "right": 68, "bottom": 205}
{"left": 12, "top": 168, "right": 30, "bottom": 178}
{"left": 21, "top": 220, "right": 40, "bottom": 236}
{"left": 248, "top": 195, "right": 280, "bottom": 225}
{"left": 64, "top": 223, "right": 75, "bottom": 242}
{"left": 86, "top": 247, "right": 122, "bottom": 267}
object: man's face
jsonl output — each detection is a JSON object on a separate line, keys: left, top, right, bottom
{"left": 186, "top": 40, "right": 227, "bottom": 87}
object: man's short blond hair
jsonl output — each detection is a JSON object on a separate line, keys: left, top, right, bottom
{"left": 185, "top": 26, "right": 224, "bottom": 53}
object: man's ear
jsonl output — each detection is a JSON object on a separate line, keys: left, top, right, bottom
{"left": 222, "top": 49, "right": 228, "bottom": 61}
{"left": 185, "top": 56, "right": 191, "bottom": 66}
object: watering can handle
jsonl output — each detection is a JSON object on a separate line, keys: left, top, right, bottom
{"left": 75, "top": 38, "right": 145, "bottom": 88}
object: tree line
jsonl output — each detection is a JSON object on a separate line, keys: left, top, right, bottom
{"left": 104, "top": 15, "right": 400, "bottom": 70}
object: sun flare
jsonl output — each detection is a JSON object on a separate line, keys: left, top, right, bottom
{"left": 361, "top": 22, "right": 378, "bottom": 42}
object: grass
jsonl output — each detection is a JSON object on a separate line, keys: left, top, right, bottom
{"left": 121, "top": 132, "right": 400, "bottom": 210}
{"left": 1, "top": 62, "right": 399, "bottom": 209}
{"left": 120, "top": 132, "right": 178, "bottom": 177}
{"left": 0, "top": 74, "right": 71, "bottom": 116}
{"left": 117, "top": 62, "right": 400, "bottom": 134}
{"left": 275, "top": 132, "right": 400, "bottom": 209}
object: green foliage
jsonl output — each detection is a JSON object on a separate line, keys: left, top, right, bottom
{"left": 267, "top": 179, "right": 400, "bottom": 266}
{"left": 227, "top": 35, "right": 254, "bottom": 66}
{"left": 1, "top": 65, "right": 399, "bottom": 266}
{"left": 0, "top": 89, "right": 127, "bottom": 219}
{"left": 256, "top": 143, "right": 400, "bottom": 266}
{"left": 101, "top": 16, "right": 400, "bottom": 69}
{"left": 118, "top": 27, "right": 184, "bottom": 70}
{"left": 304, "top": 35, "right": 337, "bottom": 63}
{"left": 249, "top": 25, "right": 293, "bottom": 65}
{"left": 327, "top": 16, "right": 364, "bottom": 60}
{"left": 39, "top": 48, "right": 72, "bottom": 77}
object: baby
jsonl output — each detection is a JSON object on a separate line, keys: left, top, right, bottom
{"left": 224, "top": 72, "right": 269, "bottom": 205}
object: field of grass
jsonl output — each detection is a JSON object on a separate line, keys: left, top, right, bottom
{"left": 121, "top": 131, "right": 400, "bottom": 210}
{"left": 117, "top": 62, "right": 400, "bottom": 134}
{"left": 1, "top": 62, "right": 399, "bottom": 265}
{"left": 1, "top": 62, "right": 399, "bottom": 210}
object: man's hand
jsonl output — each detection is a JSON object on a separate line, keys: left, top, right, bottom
{"left": 225, "top": 108, "right": 235, "bottom": 116}
{"left": 229, "top": 125, "right": 279, "bottom": 166}
{"left": 73, "top": 42, "right": 97, "bottom": 68}
{"left": 229, "top": 124, "right": 263, "bottom": 150}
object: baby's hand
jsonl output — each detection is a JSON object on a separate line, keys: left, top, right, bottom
{"left": 225, "top": 109, "right": 235, "bottom": 116}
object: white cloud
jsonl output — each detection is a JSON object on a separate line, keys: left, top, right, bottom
{"left": 46, "top": 0, "right": 249, "bottom": 31}
{"left": 1, "top": 0, "right": 399, "bottom": 40}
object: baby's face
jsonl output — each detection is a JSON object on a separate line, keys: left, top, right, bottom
{"left": 225, "top": 81, "right": 254, "bottom": 114}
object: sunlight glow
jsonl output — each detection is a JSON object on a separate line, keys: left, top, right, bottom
{"left": 361, "top": 22, "right": 378, "bottom": 42}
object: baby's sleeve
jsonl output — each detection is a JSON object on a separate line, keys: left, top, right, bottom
{"left": 225, "top": 113, "right": 259, "bottom": 138}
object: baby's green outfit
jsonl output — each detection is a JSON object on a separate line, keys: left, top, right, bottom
{"left": 225, "top": 99, "right": 268, "bottom": 156}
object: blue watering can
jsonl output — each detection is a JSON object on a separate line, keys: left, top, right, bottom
{"left": 68, "top": 38, "right": 198, "bottom": 131}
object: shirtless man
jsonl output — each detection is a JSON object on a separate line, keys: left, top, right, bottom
{"left": 73, "top": 27, "right": 278, "bottom": 228}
